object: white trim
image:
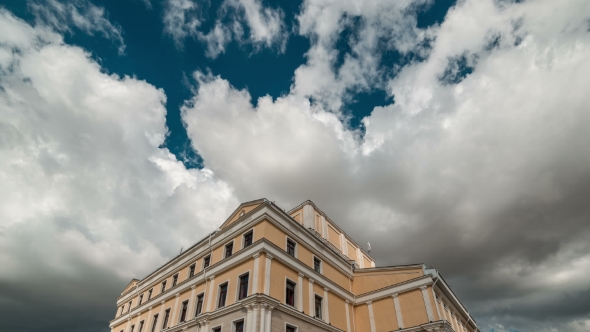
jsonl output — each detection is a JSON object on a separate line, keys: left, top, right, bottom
{"left": 312, "top": 255, "right": 323, "bottom": 274}
{"left": 170, "top": 293, "right": 180, "bottom": 327}
{"left": 285, "top": 236, "right": 298, "bottom": 259}
{"left": 187, "top": 263, "right": 197, "bottom": 280}
{"left": 245, "top": 305, "right": 253, "bottom": 332}
{"left": 284, "top": 277, "right": 298, "bottom": 308}
{"left": 355, "top": 275, "right": 433, "bottom": 304}
{"left": 308, "top": 279, "right": 315, "bottom": 315}
{"left": 433, "top": 294, "right": 442, "bottom": 321}
{"left": 259, "top": 304, "right": 267, "bottom": 332}
{"left": 366, "top": 301, "right": 376, "bottom": 332}
{"left": 235, "top": 270, "right": 251, "bottom": 303}
{"left": 392, "top": 294, "right": 404, "bottom": 329}
{"left": 320, "top": 215, "right": 327, "bottom": 239}
{"left": 421, "top": 286, "right": 434, "bottom": 322}
{"left": 202, "top": 254, "right": 211, "bottom": 271}
{"left": 215, "top": 279, "right": 230, "bottom": 309}
{"left": 263, "top": 254, "right": 273, "bottom": 295}
{"left": 242, "top": 228, "right": 255, "bottom": 249}
{"left": 206, "top": 276, "right": 216, "bottom": 312}
{"left": 194, "top": 292, "right": 205, "bottom": 318}
{"left": 297, "top": 273, "right": 304, "bottom": 311}
{"left": 223, "top": 240, "right": 235, "bottom": 259}
{"left": 210, "top": 323, "right": 222, "bottom": 332}
{"left": 265, "top": 306, "right": 273, "bottom": 332}
{"left": 313, "top": 292, "right": 323, "bottom": 319}
{"left": 230, "top": 317, "right": 246, "bottom": 332}
{"left": 323, "top": 288, "right": 330, "bottom": 324}
{"left": 187, "top": 286, "right": 197, "bottom": 321}
{"left": 344, "top": 300, "right": 351, "bottom": 332}
{"left": 284, "top": 321, "right": 299, "bottom": 332}
{"left": 252, "top": 254, "right": 260, "bottom": 294}
{"left": 177, "top": 299, "right": 189, "bottom": 324}
{"left": 339, "top": 233, "right": 346, "bottom": 254}
{"left": 161, "top": 306, "right": 172, "bottom": 331}
{"left": 303, "top": 204, "right": 314, "bottom": 229}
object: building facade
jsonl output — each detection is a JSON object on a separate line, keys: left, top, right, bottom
{"left": 110, "top": 199, "right": 479, "bottom": 332}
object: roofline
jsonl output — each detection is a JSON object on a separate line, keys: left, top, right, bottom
{"left": 217, "top": 198, "right": 269, "bottom": 229}
{"left": 287, "top": 200, "right": 374, "bottom": 259}
{"left": 353, "top": 263, "right": 425, "bottom": 273}
{"left": 433, "top": 271, "right": 478, "bottom": 328}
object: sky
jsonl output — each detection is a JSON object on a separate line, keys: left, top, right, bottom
{"left": 0, "top": 0, "right": 589, "bottom": 331}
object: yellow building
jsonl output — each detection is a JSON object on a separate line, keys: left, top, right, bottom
{"left": 110, "top": 199, "right": 479, "bottom": 332}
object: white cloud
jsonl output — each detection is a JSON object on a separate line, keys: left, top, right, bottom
{"left": 0, "top": 6, "right": 237, "bottom": 301}
{"left": 163, "top": 0, "right": 202, "bottom": 49}
{"left": 29, "top": 0, "right": 126, "bottom": 54}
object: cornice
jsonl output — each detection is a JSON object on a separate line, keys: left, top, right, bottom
{"left": 354, "top": 275, "right": 434, "bottom": 305}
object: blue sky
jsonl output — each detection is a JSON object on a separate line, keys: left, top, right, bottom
{"left": 1, "top": 0, "right": 590, "bottom": 331}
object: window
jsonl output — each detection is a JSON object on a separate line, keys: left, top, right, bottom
{"left": 225, "top": 242, "right": 233, "bottom": 258}
{"left": 119, "top": 306, "right": 124, "bottom": 316}
{"left": 203, "top": 255, "right": 211, "bottom": 269}
{"left": 313, "top": 257, "right": 322, "bottom": 273}
{"left": 195, "top": 293, "right": 204, "bottom": 316}
{"left": 172, "top": 274, "right": 178, "bottom": 287}
{"left": 161, "top": 280, "right": 167, "bottom": 293}
{"left": 188, "top": 264, "right": 196, "bottom": 278}
{"left": 150, "top": 314, "right": 158, "bottom": 332}
{"left": 179, "top": 300, "right": 188, "bottom": 323}
{"left": 147, "top": 289, "right": 153, "bottom": 300}
{"left": 218, "top": 283, "right": 228, "bottom": 308}
{"left": 234, "top": 320, "right": 244, "bottom": 332}
{"left": 238, "top": 274, "right": 249, "bottom": 300}
{"left": 213, "top": 327, "right": 221, "bottom": 332}
{"left": 130, "top": 325, "right": 135, "bottom": 332}
{"left": 314, "top": 295, "right": 322, "bottom": 319}
{"left": 138, "top": 294, "right": 144, "bottom": 306}
{"left": 138, "top": 321, "right": 144, "bottom": 332}
{"left": 286, "top": 325, "right": 297, "bottom": 332}
{"left": 128, "top": 301, "right": 132, "bottom": 312}
{"left": 243, "top": 231, "right": 253, "bottom": 248}
{"left": 286, "top": 280, "right": 296, "bottom": 307}
{"left": 162, "top": 309, "right": 170, "bottom": 330}
{"left": 287, "top": 239, "right": 296, "bottom": 257}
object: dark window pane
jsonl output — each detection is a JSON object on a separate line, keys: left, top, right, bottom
{"left": 286, "top": 326, "right": 296, "bottom": 332}
{"left": 162, "top": 309, "right": 170, "bottom": 329}
{"left": 315, "top": 296, "right": 322, "bottom": 318}
{"left": 138, "top": 321, "right": 144, "bottom": 332}
{"left": 189, "top": 264, "right": 195, "bottom": 278}
{"left": 195, "top": 294, "right": 204, "bottom": 316}
{"left": 180, "top": 301, "right": 188, "bottom": 322}
{"left": 151, "top": 315, "right": 158, "bottom": 332}
{"left": 213, "top": 328, "right": 221, "bottom": 332}
{"left": 218, "top": 283, "right": 228, "bottom": 308}
{"left": 130, "top": 325, "right": 134, "bottom": 332}
{"left": 147, "top": 289, "right": 152, "bottom": 300}
{"left": 161, "top": 281, "right": 166, "bottom": 293}
{"left": 203, "top": 256, "right": 210, "bottom": 269}
{"left": 225, "top": 243, "right": 233, "bottom": 258}
{"left": 314, "top": 257, "right": 321, "bottom": 273}
{"left": 243, "top": 231, "right": 253, "bottom": 247}
{"left": 286, "top": 281, "right": 296, "bottom": 306}
{"left": 172, "top": 274, "right": 178, "bottom": 287}
{"left": 138, "top": 294, "right": 143, "bottom": 305}
{"left": 287, "top": 240, "right": 296, "bottom": 257}
{"left": 238, "top": 274, "right": 249, "bottom": 300}
{"left": 235, "top": 320, "right": 244, "bottom": 332}
{"left": 128, "top": 301, "right": 132, "bottom": 312}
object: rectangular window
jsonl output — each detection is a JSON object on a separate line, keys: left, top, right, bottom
{"left": 286, "top": 280, "right": 296, "bottom": 307}
{"left": 161, "top": 280, "right": 167, "bottom": 293}
{"left": 147, "top": 289, "right": 153, "bottom": 300}
{"left": 234, "top": 320, "right": 244, "bottom": 332}
{"left": 218, "top": 283, "right": 228, "bottom": 308}
{"left": 150, "top": 314, "right": 158, "bottom": 332}
{"left": 195, "top": 293, "right": 204, "bottom": 316}
{"left": 128, "top": 301, "right": 132, "bottom": 312}
{"left": 179, "top": 300, "right": 188, "bottom": 323}
{"left": 287, "top": 239, "right": 296, "bottom": 257}
{"left": 286, "top": 325, "right": 297, "bottom": 332}
{"left": 119, "top": 306, "right": 124, "bottom": 316}
{"left": 213, "top": 328, "right": 221, "bottom": 332}
{"left": 172, "top": 274, "right": 178, "bottom": 287}
{"left": 314, "top": 257, "right": 321, "bottom": 273}
{"left": 130, "top": 325, "right": 135, "bottom": 332}
{"left": 225, "top": 242, "right": 233, "bottom": 258}
{"left": 138, "top": 321, "right": 144, "bottom": 332}
{"left": 314, "top": 295, "right": 322, "bottom": 319}
{"left": 238, "top": 274, "right": 249, "bottom": 300}
{"left": 162, "top": 309, "right": 170, "bottom": 329}
{"left": 188, "top": 264, "right": 196, "bottom": 278}
{"left": 243, "top": 231, "right": 253, "bottom": 248}
{"left": 203, "top": 255, "right": 211, "bottom": 269}
{"left": 138, "top": 294, "right": 144, "bottom": 306}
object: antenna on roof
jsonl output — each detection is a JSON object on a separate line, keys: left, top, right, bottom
{"left": 367, "top": 242, "right": 371, "bottom": 253}
{"left": 179, "top": 246, "right": 183, "bottom": 255}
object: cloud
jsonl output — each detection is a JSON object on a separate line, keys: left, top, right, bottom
{"left": 28, "top": 0, "right": 126, "bottom": 54}
{"left": 0, "top": 9, "right": 237, "bottom": 331}
{"left": 162, "top": 0, "right": 287, "bottom": 57}
{"left": 181, "top": 0, "right": 590, "bottom": 330}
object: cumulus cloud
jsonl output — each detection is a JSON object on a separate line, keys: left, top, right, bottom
{"left": 162, "top": 0, "right": 287, "bottom": 56}
{"left": 29, "top": 0, "right": 126, "bottom": 54}
{"left": 181, "top": 0, "right": 590, "bottom": 330}
{"left": 0, "top": 9, "right": 237, "bottom": 331}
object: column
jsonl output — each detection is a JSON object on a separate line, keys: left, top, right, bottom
{"left": 245, "top": 305, "right": 253, "bottom": 332}
{"left": 308, "top": 279, "right": 315, "bottom": 315}
{"left": 345, "top": 300, "right": 351, "bottom": 332}
{"left": 440, "top": 302, "right": 448, "bottom": 321}
{"left": 252, "top": 254, "right": 260, "bottom": 294}
{"left": 125, "top": 318, "right": 131, "bottom": 332}
{"left": 323, "top": 288, "right": 330, "bottom": 324}
{"left": 146, "top": 306, "right": 153, "bottom": 332}
{"left": 420, "top": 286, "right": 434, "bottom": 322}
{"left": 263, "top": 254, "right": 273, "bottom": 295}
{"left": 156, "top": 301, "right": 165, "bottom": 332}
{"left": 303, "top": 204, "right": 314, "bottom": 229}
{"left": 320, "top": 215, "right": 327, "bottom": 238}
{"left": 356, "top": 248, "right": 363, "bottom": 268}
{"left": 206, "top": 276, "right": 215, "bottom": 312}
{"left": 134, "top": 313, "right": 141, "bottom": 332}
{"left": 187, "top": 286, "right": 197, "bottom": 320}
{"left": 297, "top": 273, "right": 304, "bottom": 311}
{"left": 340, "top": 233, "right": 346, "bottom": 254}
{"left": 265, "top": 306, "right": 274, "bottom": 332}
{"left": 259, "top": 304, "right": 267, "bottom": 332}
{"left": 392, "top": 294, "right": 404, "bottom": 329}
{"left": 366, "top": 301, "right": 376, "bottom": 332}
{"left": 171, "top": 293, "right": 180, "bottom": 326}
{"left": 433, "top": 295, "right": 442, "bottom": 321}
{"left": 202, "top": 320, "right": 209, "bottom": 332}
{"left": 251, "top": 305, "right": 258, "bottom": 332}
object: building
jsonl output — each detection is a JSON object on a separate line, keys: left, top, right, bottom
{"left": 110, "top": 199, "right": 479, "bottom": 332}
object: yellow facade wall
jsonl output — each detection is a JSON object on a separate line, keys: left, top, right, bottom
{"left": 352, "top": 269, "right": 423, "bottom": 294}
{"left": 211, "top": 259, "right": 254, "bottom": 310}
{"left": 223, "top": 203, "right": 261, "bottom": 228}
{"left": 328, "top": 292, "right": 347, "bottom": 331}
{"left": 354, "top": 303, "right": 371, "bottom": 332}
{"left": 399, "top": 289, "right": 429, "bottom": 327}
{"left": 268, "top": 260, "right": 300, "bottom": 306}
{"left": 346, "top": 242, "right": 356, "bottom": 260}
{"left": 372, "top": 297, "right": 399, "bottom": 331}
{"left": 327, "top": 224, "right": 340, "bottom": 248}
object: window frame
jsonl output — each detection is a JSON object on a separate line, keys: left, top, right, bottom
{"left": 285, "top": 323, "right": 298, "bottom": 332}
{"left": 285, "top": 278, "right": 296, "bottom": 307}
{"left": 286, "top": 237, "right": 297, "bottom": 258}
{"left": 172, "top": 273, "right": 179, "bottom": 287}
{"left": 127, "top": 301, "right": 132, "bottom": 313}
{"left": 232, "top": 318, "right": 246, "bottom": 332}
{"left": 194, "top": 292, "right": 205, "bottom": 317}
{"left": 130, "top": 324, "right": 135, "bottom": 332}
{"left": 161, "top": 308, "right": 171, "bottom": 330}
{"left": 242, "top": 229, "right": 254, "bottom": 249}
{"left": 314, "top": 294, "right": 323, "bottom": 319}
{"left": 212, "top": 325, "right": 222, "bottom": 332}
{"left": 217, "top": 281, "right": 230, "bottom": 309}
{"left": 179, "top": 300, "right": 189, "bottom": 323}
{"left": 150, "top": 314, "right": 158, "bottom": 332}
{"left": 147, "top": 288, "right": 153, "bottom": 300}
{"left": 188, "top": 263, "right": 196, "bottom": 278}
{"left": 138, "top": 294, "right": 144, "bottom": 306}
{"left": 224, "top": 240, "right": 234, "bottom": 259}
{"left": 160, "top": 280, "right": 167, "bottom": 293}
{"left": 202, "top": 255, "right": 211, "bottom": 270}
{"left": 313, "top": 256, "right": 322, "bottom": 274}
{"left": 138, "top": 320, "right": 144, "bottom": 332}
{"left": 236, "top": 272, "right": 250, "bottom": 301}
